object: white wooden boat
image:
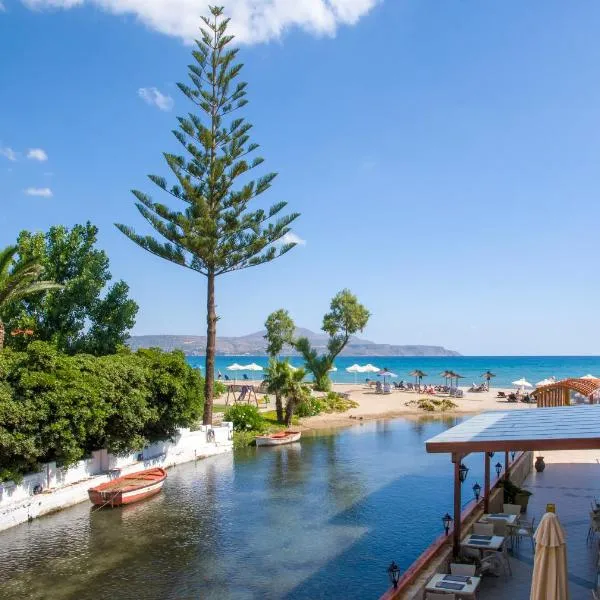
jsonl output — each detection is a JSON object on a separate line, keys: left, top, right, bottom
{"left": 255, "top": 431, "right": 301, "bottom": 447}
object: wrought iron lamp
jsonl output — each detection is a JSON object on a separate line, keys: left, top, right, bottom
{"left": 387, "top": 562, "right": 401, "bottom": 588}
{"left": 442, "top": 512, "right": 453, "bottom": 536}
{"left": 472, "top": 482, "right": 481, "bottom": 501}
{"left": 487, "top": 451, "right": 494, "bottom": 458}
{"left": 458, "top": 463, "right": 469, "bottom": 483}
{"left": 511, "top": 450, "right": 516, "bottom": 461}
{"left": 495, "top": 462, "right": 502, "bottom": 477}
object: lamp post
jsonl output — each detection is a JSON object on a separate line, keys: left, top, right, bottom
{"left": 487, "top": 451, "right": 494, "bottom": 458}
{"left": 442, "top": 512, "right": 453, "bottom": 536}
{"left": 495, "top": 462, "right": 502, "bottom": 478}
{"left": 458, "top": 463, "right": 469, "bottom": 483}
{"left": 511, "top": 450, "right": 516, "bottom": 462}
{"left": 472, "top": 482, "right": 481, "bottom": 502}
{"left": 387, "top": 562, "right": 401, "bottom": 588}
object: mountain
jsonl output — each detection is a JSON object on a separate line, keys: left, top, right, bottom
{"left": 128, "top": 328, "right": 460, "bottom": 357}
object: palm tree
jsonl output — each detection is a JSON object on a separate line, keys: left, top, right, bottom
{"left": 0, "top": 245, "right": 62, "bottom": 349}
{"left": 481, "top": 370, "right": 496, "bottom": 391}
{"left": 264, "top": 359, "right": 309, "bottom": 425}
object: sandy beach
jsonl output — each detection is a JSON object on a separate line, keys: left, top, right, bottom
{"left": 217, "top": 381, "right": 537, "bottom": 430}
{"left": 298, "top": 384, "right": 537, "bottom": 430}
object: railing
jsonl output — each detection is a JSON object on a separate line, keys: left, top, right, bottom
{"left": 379, "top": 451, "right": 530, "bottom": 599}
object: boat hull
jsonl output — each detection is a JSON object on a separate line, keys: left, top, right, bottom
{"left": 255, "top": 431, "right": 301, "bottom": 447}
{"left": 88, "top": 467, "right": 167, "bottom": 507}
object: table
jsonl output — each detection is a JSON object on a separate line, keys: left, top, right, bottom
{"left": 425, "top": 573, "right": 481, "bottom": 598}
{"left": 461, "top": 534, "right": 505, "bottom": 552}
{"left": 481, "top": 513, "right": 518, "bottom": 526}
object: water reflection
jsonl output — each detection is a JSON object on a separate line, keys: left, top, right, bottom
{"left": 0, "top": 417, "right": 474, "bottom": 600}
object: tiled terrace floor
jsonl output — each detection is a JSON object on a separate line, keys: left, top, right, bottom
{"left": 480, "top": 451, "right": 600, "bottom": 599}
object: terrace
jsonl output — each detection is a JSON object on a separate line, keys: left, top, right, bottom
{"left": 382, "top": 405, "right": 600, "bottom": 599}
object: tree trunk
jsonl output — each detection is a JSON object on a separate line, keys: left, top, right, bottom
{"left": 202, "top": 271, "right": 217, "bottom": 425}
{"left": 275, "top": 392, "right": 283, "bottom": 423}
{"left": 284, "top": 398, "right": 295, "bottom": 426}
{"left": 0, "top": 320, "right": 4, "bottom": 350}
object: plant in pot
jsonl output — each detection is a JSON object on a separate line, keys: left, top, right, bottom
{"left": 499, "top": 479, "right": 532, "bottom": 512}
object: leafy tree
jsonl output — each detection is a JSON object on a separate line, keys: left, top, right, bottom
{"left": 296, "top": 289, "right": 370, "bottom": 391}
{"left": 116, "top": 6, "right": 300, "bottom": 425}
{"left": 0, "top": 245, "right": 62, "bottom": 350}
{"left": 264, "top": 309, "right": 295, "bottom": 421}
{"left": 0, "top": 342, "right": 203, "bottom": 482}
{"left": 5, "top": 223, "right": 138, "bottom": 355}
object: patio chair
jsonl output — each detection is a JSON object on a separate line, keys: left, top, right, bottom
{"left": 512, "top": 515, "right": 535, "bottom": 551}
{"left": 450, "top": 563, "right": 476, "bottom": 576}
{"left": 503, "top": 503, "right": 522, "bottom": 517}
{"left": 482, "top": 538, "right": 512, "bottom": 576}
{"left": 587, "top": 512, "right": 600, "bottom": 544}
{"left": 426, "top": 594, "right": 455, "bottom": 600}
{"left": 473, "top": 522, "right": 494, "bottom": 536}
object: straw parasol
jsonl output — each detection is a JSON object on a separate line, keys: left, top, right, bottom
{"left": 440, "top": 370, "right": 453, "bottom": 386}
{"left": 530, "top": 512, "right": 569, "bottom": 600}
{"left": 481, "top": 370, "right": 496, "bottom": 391}
{"left": 409, "top": 369, "right": 427, "bottom": 387}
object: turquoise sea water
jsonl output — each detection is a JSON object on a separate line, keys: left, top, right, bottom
{"left": 187, "top": 355, "right": 600, "bottom": 388}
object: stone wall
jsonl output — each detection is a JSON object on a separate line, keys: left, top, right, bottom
{"left": 0, "top": 423, "right": 233, "bottom": 532}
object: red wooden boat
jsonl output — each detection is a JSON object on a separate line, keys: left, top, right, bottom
{"left": 88, "top": 467, "right": 167, "bottom": 507}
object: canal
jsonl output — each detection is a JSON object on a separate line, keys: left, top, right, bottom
{"left": 0, "top": 416, "right": 485, "bottom": 599}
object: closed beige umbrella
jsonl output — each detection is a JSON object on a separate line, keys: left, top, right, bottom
{"left": 530, "top": 512, "right": 569, "bottom": 600}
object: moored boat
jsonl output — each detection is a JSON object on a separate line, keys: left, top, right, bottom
{"left": 255, "top": 430, "right": 301, "bottom": 447}
{"left": 88, "top": 467, "right": 167, "bottom": 507}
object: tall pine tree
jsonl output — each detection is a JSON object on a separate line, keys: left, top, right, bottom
{"left": 116, "top": 6, "right": 300, "bottom": 424}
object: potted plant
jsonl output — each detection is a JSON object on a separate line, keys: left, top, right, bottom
{"left": 499, "top": 479, "right": 532, "bottom": 512}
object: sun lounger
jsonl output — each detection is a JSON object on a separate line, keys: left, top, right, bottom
{"left": 383, "top": 383, "right": 391, "bottom": 394}
{"left": 496, "top": 391, "right": 506, "bottom": 398}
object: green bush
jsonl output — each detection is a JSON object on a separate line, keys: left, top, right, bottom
{"left": 321, "top": 392, "right": 359, "bottom": 413}
{"left": 232, "top": 430, "right": 258, "bottom": 450}
{"left": 295, "top": 395, "right": 324, "bottom": 417}
{"left": 0, "top": 342, "right": 204, "bottom": 482}
{"left": 223, "top": 404, "right": 265, "bottom": 432}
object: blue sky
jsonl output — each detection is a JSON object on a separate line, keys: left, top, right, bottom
{"left": 1, "top": 1, "right": 600, "bottom": 355}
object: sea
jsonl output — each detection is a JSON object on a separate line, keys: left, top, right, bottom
{"left": 186, "top": 355, "right": 600, "bottom": 388}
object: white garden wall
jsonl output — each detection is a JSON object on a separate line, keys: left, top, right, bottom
{"left": 0, "top": 423, "right": 233, "bottom": 532}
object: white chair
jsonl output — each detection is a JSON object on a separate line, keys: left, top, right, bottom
{"left": 426, "top": 594, "right": 455, "bottom": 600}
{"left": 513, "top": 516, "right": 536, "bottom": 551}
{"left": 491, "top": 519, "right": 510, "bottom": 537}
{"left": 450, "top": 563, "right": 476, "bottom": 576}
{"left": 503, "top": 503, "right": 522, "bottom": 517}
{"left": 473, "top": 522, "right": 494, "bottom": 536}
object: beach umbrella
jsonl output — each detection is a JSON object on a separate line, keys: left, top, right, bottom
{"left": 481, "top": 370, "right": 496, "bottom": 391}
{"left": 377, "top": 368, "right": 397, "bottom": 384}
{"left": 440, "top": 370, "right": 453, "bottom": 386}
{"left": 244, "top": 363, "right": 264, "bottom": 371}
{"left": 582, "top": 374, "right": 598, "bottom": 380}
{"left": 363, "top": 364, "right": 381, "bottom": 373}
{"left": 409, "top": 369, "right": 427, "bottom": 388}
{"left": 530, "top": 512, "right": 568, "bottom": 600}
{"left": 535, "top": 377, "right": 556, "bottom": 387}
{"left": 346, "top": 363, "right": 365, "bottom": 383}
{"left": 512, "top": 378, "right": 532, "bottom": 394}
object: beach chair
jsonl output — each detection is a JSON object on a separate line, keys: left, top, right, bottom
{"left": 224, "top": 374, "right": 230, "bottom": 381}
{"left": 375, "top": 381, "right": 383, "bottom": 394}
{"left": 243, "top": 373, "right": 249, "bottom": 380}
{"left": 383, "top": 383, "right": 391, "bottom": 394}
{"left": 497, "top": 391, "right": 506, "bottom": 398}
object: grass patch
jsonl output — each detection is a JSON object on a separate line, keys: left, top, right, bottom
{"left": 262, "top": 410, "right": 299, "bottom": 427}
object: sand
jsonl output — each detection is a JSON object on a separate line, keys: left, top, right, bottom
{"left": 299, "top": 384, "right": 537, "bottom": 430}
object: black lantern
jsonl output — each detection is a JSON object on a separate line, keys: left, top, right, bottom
{"left": 487, "top": 451, "right": 495, "bottom": 458}
{"left": 442, "top": 512, "right": 453, "bottom": 535}
{"left": 495, "top": 462, "right": 502, "bottom": 477}
{"left": 472, "top": 482, "right": 481, "bottom": 501}
{"left": 458, "top": 463, "right": 469, "bottom": 483}
{"left": 387, "top": 561, "right": 401, "bottom": 588}
{"left": 511, "top": 450, "right": 516, "bottom": 461}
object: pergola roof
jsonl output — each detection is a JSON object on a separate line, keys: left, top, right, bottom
{"left": 426, "top": 405, "right": 600, "bottom": 454}
{"left": 533, "top": 377, "right": 600, "bottom": 398}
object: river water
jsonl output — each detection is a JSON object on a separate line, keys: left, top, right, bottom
{"left": 0, "top": 417, "right": 485, "bottom": 600}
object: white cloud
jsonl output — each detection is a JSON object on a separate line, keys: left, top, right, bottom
{"left": 0, "top": 146, "right": 17, "bottom": 161}
{"left": 27, "top": 148, "right": 48, "bottom": 161}
{"left": 24, "top": 187, "right": 53, "bottom": 197}
{"left": 19, "top": 1, "right": 379, "bottom": 44}
{"left": 280, "top": 231, "right": 306, "bottom": 246}
{"left": 138, "top": 87, "right": 174, "bottom": 111}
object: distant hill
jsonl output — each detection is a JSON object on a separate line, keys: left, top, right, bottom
{"left": 128, "top": 328, "right": 460, "bottom": 357}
